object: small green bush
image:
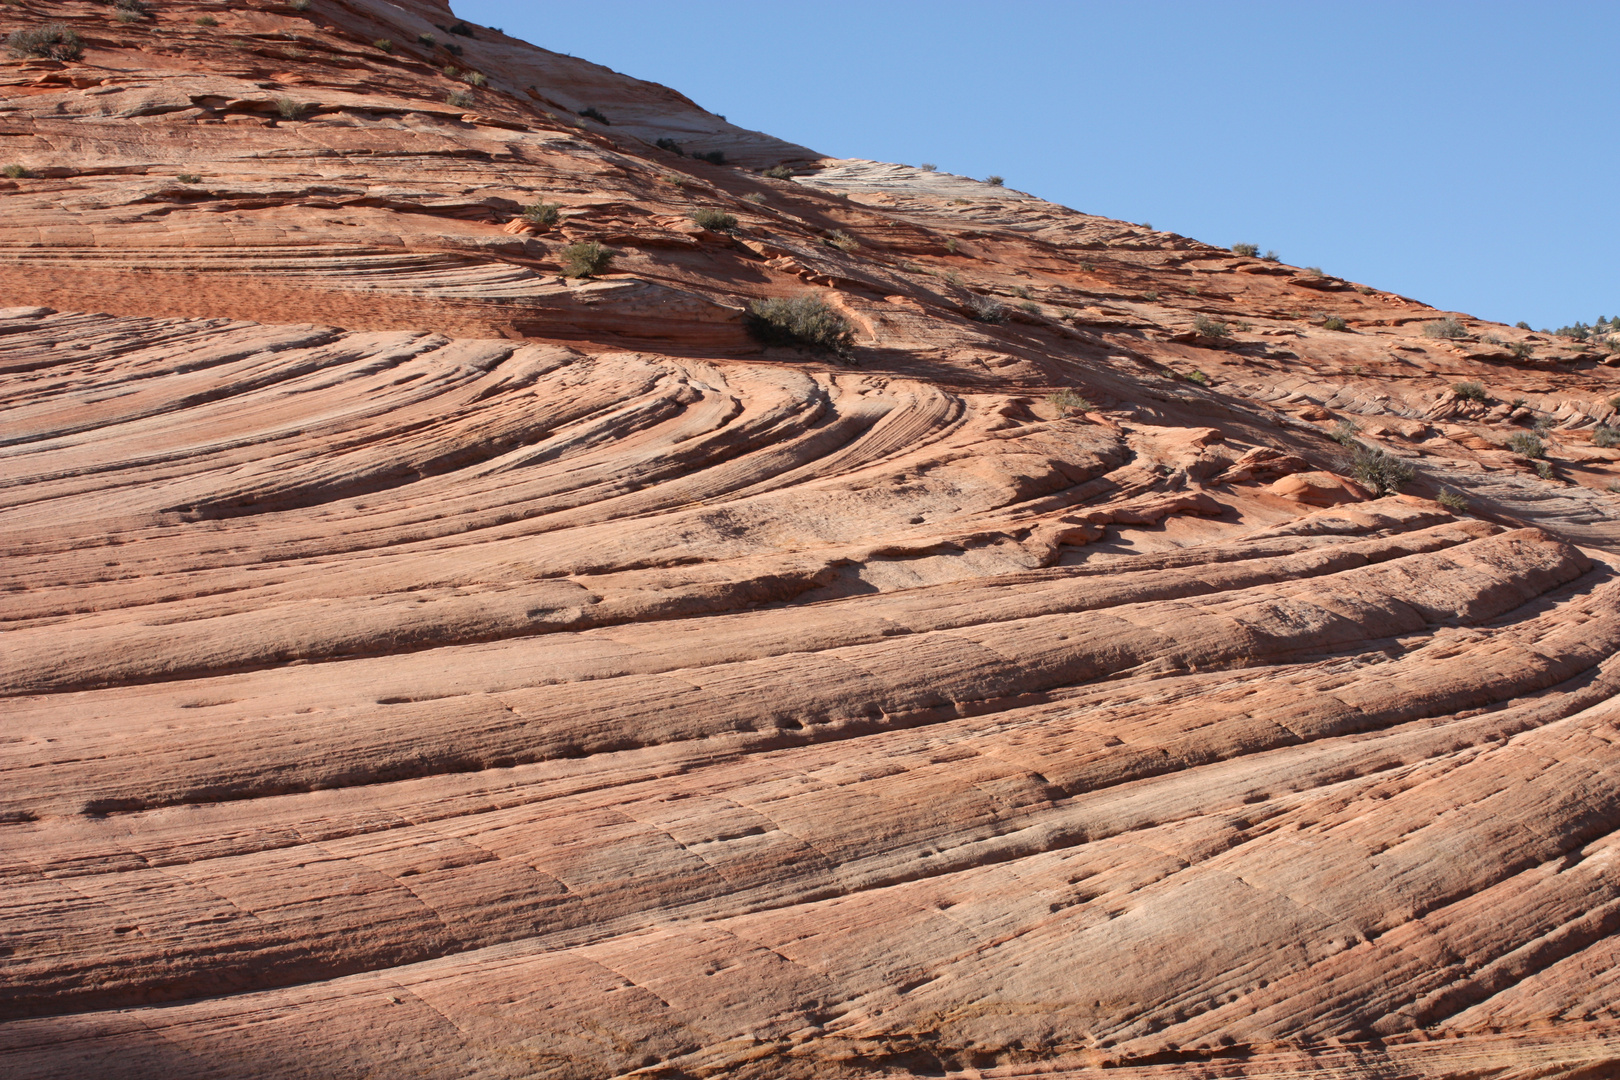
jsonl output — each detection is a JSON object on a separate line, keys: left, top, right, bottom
{"left": 1047, "top": 389, "right": 1094, "bottom": 415}
{"left": 967, "top": 295, "right": 1006, "bottom": 323}
{"left": 1193, "top": 315, "right": 1229, "bottom": 340}
{"left": 196, "top": 15, "right": 219, "bottom": 26}
{"left": 1019, "top": 300, "right": 1040, "bottom": 315}
{"left": 1350, "top": 446, "right": 1415, "bottom": 496}
{"left": 1423, "top": 317, "right": 1468, "bottom": 339}
{"left": 986, "top": 175, "right": 1005, "bottom": 186}
{"left": 1322, "top": 316, "right": 1348, "bottom": 332}
{"left": 1186, "top": 370, "right": 1210, "bottom": 385}
{"left": 1515, "top": 321, "right": 1532, "bottom": 330}
{"left": 560, "top": 241, "right": 613, "bottom": 278}
{"left": 3, "top": 164, "right": 29, "bottom": 179}
{"left": 417, "top": 32, "right": 436, "bottom": 46}
{"left": 446, "top": 89, "right": 474, "bottom": 109}
{"left": 8, "top": 23, "right": 83, "bottom": 60}
{"left": 1507, "top": 432, "right": 1546, "bottom": 459}
{"left": 521, "top": 201, "right": 560, "bottom": 227}
{"left": 656, "top": 137, "right": 685, "bottom": 156}
{"left": 745, "top": 295, "right": 853, "bottom": 353}
{"left": 1142, "top": 290, "right": 1159, "bottom": 301}
{"left": 692, "top": 208, "right": 737, "bottom": 232}
{"left": 1452, "top": 380, "right": 1487, "bottom": 402}
{"left": 744, "top": 192, "right": 766, "bottom": 204}
{"left": 1591, "top": 426, "right": 1620, "bottom": 448}
{"left": 1262, "top": 249, "right": 1279, "bottom": 261}
{"left": 176, "top": 172, "right": 201, "bottom": 184}
{"left": 1436, "top": 490, "right": 1468, "bottom": 512}
{"left": 1508, "top": 341, "right": 1534, "bottom": 359}
{"left": 763, "top": 164, "right": 793, "bottom": 179}
{"left": 274, "top": 96, "right": 308, "bottom": 120}
{"left": 449, "top": 21, "right": 475, "bottom": 37}
{"left": 1231, "top": 242, "right": 1259, "bottom": 257}
{"left": 290, "top": 0, "right": 311, "bottom": 9}
{"left": 465, "top": 71, "right": 488, "bottom": 87}
{"left": 115, "top": 0, "right": 149, "bottom": 10}
{"left": 1534, "top": 460, "right": 1555, "bottom": 480}
{"left": 579, "top": 106, "right": 609, "bottom": 124}
{"left": 373, "top": 38, "right": 393, "bottom": 52}
{"left": 1534, "top": 416, "right": 1555, "bottom": 435}
{"left": 443, "top": 65, "right": 460, "bottom": 79}
{"left": 919, "top": 162, "right": 938, "bottom": 172}
{"left": 114, "top": 9, "right": 141, "bottom": 23}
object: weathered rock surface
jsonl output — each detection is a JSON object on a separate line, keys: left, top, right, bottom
{"left": 2, "top": 2, "right": 1620, "bottom": 1078}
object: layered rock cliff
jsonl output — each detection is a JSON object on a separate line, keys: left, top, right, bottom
{"left": 3, "top": 2, "right": 1620, "bottom": 1078}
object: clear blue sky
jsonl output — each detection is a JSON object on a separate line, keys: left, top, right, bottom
{"left": 459, "top": 1, "right": 1617, "bottom": 331}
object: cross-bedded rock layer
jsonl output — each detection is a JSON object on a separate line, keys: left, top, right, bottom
{"left": 3, "top": 3, "right": 1619, "bottom": 1077}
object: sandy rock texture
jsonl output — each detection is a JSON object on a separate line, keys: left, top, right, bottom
{"left": 3, "top": 2, "right": 1620, "bottom": 1078}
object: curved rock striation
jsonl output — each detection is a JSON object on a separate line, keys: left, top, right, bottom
{"left": 2, "top": 3, "right": 1620, "bottom": 1078}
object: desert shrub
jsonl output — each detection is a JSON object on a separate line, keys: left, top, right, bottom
{"left": 1534, "top": 460, "right": 1555, "bottom": 479}
{"left": 8, "top": 24, "right": 83, "bottom": 60}
{"left": 176, "top": 172, "right": 201, "bottom": 184}
{"left": 560, "top": 241, "right": 613, "bottom": 278}
{"left": 744, "top": 192, "right": 766, "bottom": 204}
{"left": 986, "top": 175, "right": 1005, "bottom": 186}
{"left": 1508, "top": 341, "right": 1534, "bottom": 359}
{"left": 1193, "top": 314, "right": 1229, "bottom": 340}
{"left": 417, "top": 32, "right": 435, "bottom": 46}
{"left": 3, "top": 164, "right": 29, "bottom": 179}
{"left": 1591, "top": 426, "right": 1620, "bottom": 448}
{"left": 763, "top": 164, "right": 793, "bottom": 179}
{"left": 114, "top": 9, "right": 141, "bottom": 22}
{"left": 1142, "top": 290, "right": 1159, "bottom": 301}
{"left": 1302, "top": 266, "right": 1324, "bottom": 278}
{"left": 943, "top": 237, "right": 959, "bottom": 254}
{"left": 1534, "top": 416, "right": 1555, "bottom": 435}
{"left": 1423, "top": 317, "right": 1468, "bottom": 339}
{"left": 1322, "top": 316, "right": 1348, "bottom": 331}
{"left": 449, "top": 21, "right": 475, "bottom": 37}
{"left": 442, "top": 42, "right": 462, "bottom": 57}
{"left": 1507, "top": 432, "right": 1546, "bottom": 459}
{"left": 1332, "top": 420, "right": 1361, "bottom": 446}
{"left": 1262, "top": 249, "right": 1279, "bottom": 261}
{"left": 196, "top": 15, "right": 218, "bottom": 27}
{"left": 443, "top": 65, "right": 460, "bottom": 79}
{"left": 656, "top": 137, "right": 685, "bottom": 156}
{"left": 1019, "top": 300, "right": 1040, "bottom": 315}
{"left": 274, "top": 96, "right": 307, "bottom": 119}
{"left": 1451, "top": 380, "right": 1487, "bottom": 402}
{"left": 373, "top": 38, "right": 393, "bottom": 51}
{"left": 919, "top": 162, "right": 938, "bottom": 172}
{"left": 465, "top": 71, "right": 487, "bottom": 87}
{"left": 745, "top": 295, "right": 853, "bottom": 353}
{"left": 1515, "top": 321, "right": 1531, "bottom": 330}
{"left": 1555, "top": 321, "right": 1591, "bottom": 341}
{"left": 521, "top": 201, "right": 560, "bottom": 227}
{"left": 1186, "top": 370, "right": 1210, "bottom": 385}
{"left": 1355, "top": 285, "right": 1374, "bottom": 295}
{"left": 691, "top": 208, "right": 737, "bottom": 232}
{"left": 695, "top": 150, "right": 726, "bottom": 165}
{"left": 446, "top": 89, "right": 474, "bottom": 109}
{"left": 825, "top": 229, "right": 858, "bottom": 251}
{"left": 1231, "top": 242, "right": 1259, "bottom": 257}
{"left": 1350, "top": 446, "right": 1415, "bottom": 496}
{"left": 115, "top": 0, "right": 149, "bottom": 9}
{"left": 1436, "top": 490, "right": 1468, "bottom": 512}
{"left": 1047, "top": 389, "right": 1094, "bottom": 415}
{"left": 966, "top": 295, "right": 1006, "bottom": 323}
{"left": 579, "top": 106, "right": 609, "bottom": 124}
{"left": 289, "top": 0, "right": 310, "bottom": 9}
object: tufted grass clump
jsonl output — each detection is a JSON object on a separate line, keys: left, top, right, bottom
{"left": 825, "top": 229, "right": 858, "bottom": 251}
{"left": 1534, "top": 460, "right": 1555, "bottom": 480}
{"left": 762, "top": 164, "right": 793, "bottom": 180}
{"left": 176, "top": 172, "right": 201, "bottom": 184}
{"left": 3, "top": 164, "right": 29, "bottom": 179}
{"left": 1331, "top": 420, "right": 1361, "bottom": 446}
{"left": 1423, "top": 317, "right": 1469, "bottom": 340}
{"left": 1350, "top": 445, "right": 1415, "bottom": 496}
{"left": 1231, "top": 242, "right": 1259, "bottom": 257}
{"left": 195, "top": 15, "right": 218, "bottom": 27}
{"left": 1047, "top": 389, "right": 1094, "bottom": 416}
{"left": 1322, "top": 315, "right": 1348, "bottom": 332}
{"left": 691, "top": 208, "right": 737, "bottom": 232}
{"left": 745, "top": 295, "right": 853, "bottom": 353}
{"left": 579, "top": 106, "right": 609, "bottom": 124}
{"left": 1507, "top": 432, "right": 1546, "bottom": 459}
{"left": 373, "top": 38, "right": 393, "bottom": 52}
{"left": 966, "top": 295, "right": 1006, "bottom": 324}
{"left": 274, "top": 96, "right": 308, "bottom": 120}
{"left": 1592, "top": 426, "right": 1620, "bottom": 448}
{"left": 1436, "top": 489, "right": 1469, "bottom": 512}
{"left": 1193, "top": 314, "right": 1229, "bottom": 340}
{"left": 560, "top": 241, "right": 613, "bottom": 278}
{"left": 521, "top": 201, "right": 560, "bottom": 227}
{"left": 8, "top": 23, "right": 83, "bottom": 60}
{"left": 465, "top": 71, "right": 488, "bottom": 87}
{"left": 986, "top": 175, "right": 1005, "bottom": 186}
{"left": 446, "top": 88, "right": 474, "bottom": 109}
{"left": 1451, "top": 380, "right": 1488, "bottom": 402}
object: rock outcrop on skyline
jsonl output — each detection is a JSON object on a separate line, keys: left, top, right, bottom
{"left": 3, "top": 3, "right": 1620, "bottom": 1077}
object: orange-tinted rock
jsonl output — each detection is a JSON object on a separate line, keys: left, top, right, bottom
{"left": 2, "top": 2, "right": 1620, "bottom": 1078}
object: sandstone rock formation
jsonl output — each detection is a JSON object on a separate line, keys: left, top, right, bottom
{"left": 3, "top": 3, "right": 1620, "bottom": 1078}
